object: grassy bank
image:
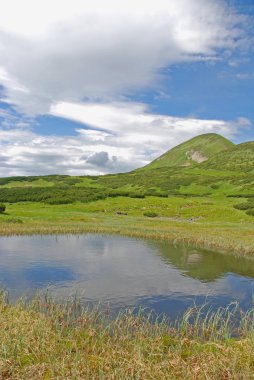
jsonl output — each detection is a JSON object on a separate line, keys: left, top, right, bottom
{"left": 0, "top": 293, "right": 254, "bottom": 379}
{"left": 0, "top": 196, "right": 254, "bottom": 256}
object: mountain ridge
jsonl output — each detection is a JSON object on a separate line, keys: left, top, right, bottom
{"left": 0, "top": 132, "right": 254, "bottom": 205}
{"left": 139, "top": 133, "right": 235, "bottom": 171}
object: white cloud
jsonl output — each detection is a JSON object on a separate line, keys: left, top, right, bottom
{"left": 0, "top": 101, "right": 246, "bottom": 176}
{"left": 0, "top": 1, "right": 250, "bottom": 176}
{"left": 0, "top": 0, "right": 247, "bottom": 114}
{"left": 51, "top": 101, "right": 239, "bottom": 149}
{"left": 236, "top": 72, "right": 254, "bottom": 80}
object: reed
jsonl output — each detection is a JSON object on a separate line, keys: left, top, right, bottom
{"left": 1, "top": 292, "right": 254, "bottom": 379}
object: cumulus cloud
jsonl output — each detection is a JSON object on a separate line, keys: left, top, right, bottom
{"left": 0, "top": 0, "right": 248, "bottom": 114}
{"left": 0, "top": 1, "right": 251, "bottom": 176}
{"left": 51, "top": 101, "right": 240, "bottom": 152}
{"left": 87, "top": 152, "right": 110, "bottom": 167}
{"left": 0, "top": 101, "right": 248, "bottom": 176}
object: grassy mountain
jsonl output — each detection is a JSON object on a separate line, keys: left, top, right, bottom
{"left": 140, "top": 133, "right": 234, "bottom": 170}
{"left": 202, "top": 141, "right": 254, "bottom": 172}
{"left": 0, "top": 133, "right": 253, "bottom": 204}
{"left": 1, "top": 132, "right": 254, "bottom": 257}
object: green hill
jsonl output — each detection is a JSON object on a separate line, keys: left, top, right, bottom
{"left": 140, "top": 133, "right": 234, "bottom": 170}
{"left": 202, "top": 142, "right": 254, "bottom": 172}
{"left": 1, "top": 132, "right": 254, "bottom": 256}
{"left": 0, "top": 133, "right": 253, "bottom": 204}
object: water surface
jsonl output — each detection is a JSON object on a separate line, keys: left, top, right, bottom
{"left": 0, "top": 234, "right": 254, "bottom": 320}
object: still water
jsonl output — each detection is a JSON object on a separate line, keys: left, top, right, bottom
{"left": 0, "top": 234, "right": 254, "bottom": 320}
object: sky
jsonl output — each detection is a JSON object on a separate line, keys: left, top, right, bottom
{"left": 0, "top": 0, "right": 253, "bottom": 177}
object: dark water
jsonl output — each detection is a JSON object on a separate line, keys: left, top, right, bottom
{"left": 0, "top": 234, "right": 254, "bottom": 320}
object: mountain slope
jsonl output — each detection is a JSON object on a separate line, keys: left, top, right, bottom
{"left": 140, "top": 133, "right": 234, "bottom": 170}
{"left": 202, "top": 142, "right": 254, "bottom": 172}
{"left": 0, "top": 133, "right": 254, "bottom": 203}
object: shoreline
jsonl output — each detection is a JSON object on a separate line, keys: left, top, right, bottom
{"left": 0, "top": 217, "right": 253, "bottom": 257}
{"left": 0, "top": 196, "right": 253, "bottom": 257}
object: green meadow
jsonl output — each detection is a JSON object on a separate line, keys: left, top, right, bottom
{"left": 0, "top": 134, "right": 254, "bottom": 255}
{"left": 0, "top": 195, "right": 253, "bottom": 255}
{"left": 1, "top": 133, "right": 254, "bottom": 379}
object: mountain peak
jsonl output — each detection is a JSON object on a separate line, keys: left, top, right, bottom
{"left": 142, "top": 133, "right": 234, "bottom": 170}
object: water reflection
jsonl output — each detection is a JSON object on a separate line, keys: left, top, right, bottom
{"left": 153, "top": 241, "right": 254, "bottom": 281}
{"left": 0, "top": 234, "right": 253, "bottom": 319}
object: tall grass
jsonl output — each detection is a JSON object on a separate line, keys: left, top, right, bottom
{"left": 1, "top": 292, "right": 254, "bottom": 379}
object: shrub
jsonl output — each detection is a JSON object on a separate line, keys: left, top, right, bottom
{"left": 211, "top": 184, "right": 220, "bottom": 189}
{"left": 0, "top": 203, "right": 6, "bottom": 213}
{"left": 5, "top": 217, "right": 23, "bottom": 224}
{"left": 143, "top": 211, "right": 158, "bottom": 218}
{"left": 46, "top": 198, "right": 73, "bottom": 205}
{"left": 233, "top": 203, "right": 250, "bottom": 210}
{"left": 156, "top": 192, "right": 168, "bottom": 198}
{"left": 129, "top": 193, "right": 145, "bottom": 198}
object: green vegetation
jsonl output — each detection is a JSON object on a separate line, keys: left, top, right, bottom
{"left": 1, "top": 293, "right": 254, "bottom": 379}
{"left": 0, "top": 133, "right": 254, "bottom": 254}
{"left": 0, "top": 134, "right": 253, "bottom": 204}
{"left": 0, "top": 203, "right": 6, "bottom": 213}
{"left": 234, "top": 199, "right": 254, "bottom": 216}
{"left": 0, "top": 196, "right": 253, "bottom": 255}
{"left": 141, "top": 133, "right": 234, "bottom": 170}
{"left": 1, "top": 133, "right": 254, "bottom": 378}
{"left": 143, "top": 211, "right": 158, "bottom": 217}
{"left": 202, "top": 141, "right": 254, "bottom": 172}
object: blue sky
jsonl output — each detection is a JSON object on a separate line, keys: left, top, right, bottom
{"left": 0, "top": 0, "right": 253, "bottom": 176}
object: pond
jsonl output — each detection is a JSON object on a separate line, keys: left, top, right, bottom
{"left": 0, "top": 234, "right": 254, "bottom": 320}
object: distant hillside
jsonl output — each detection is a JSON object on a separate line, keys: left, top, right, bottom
{"left": 202, "top": 142, "right": 254, "bottom": 172}
{"left": 0, "top": 133, "right": 254, "bottom": 205}
{"left": 140, "top": 133, "right": 234, "bottom": 170}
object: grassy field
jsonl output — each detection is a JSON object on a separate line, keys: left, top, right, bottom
{"left": 0, "top": 195, "right": 253, "bottom": 255}
{"left": 141, "top": 133, "right": 234, "bottom": 170}
{"left": 1, "top": 293, "right": 254, "bottom": 379}
{"left": 1, "top": 133, "right": 254, "bottom": 378}
{"left": 1, "top": 134, "right": 254, "bottom": 254}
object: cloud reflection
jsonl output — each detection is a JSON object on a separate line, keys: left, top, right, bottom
{"left": 0, "top": 234, "right": 253, "bottom": 317}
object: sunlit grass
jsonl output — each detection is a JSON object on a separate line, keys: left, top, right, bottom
{"left": 0, "top": 196, "right": 253, "bottom": 255}
{"left": 0, "top": 292, "right": 254, "bottom": 379}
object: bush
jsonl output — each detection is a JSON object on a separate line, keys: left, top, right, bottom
{"left": 129, "top": 193, "right": 145, "bottom": 198}
{"left": 0, "top": 203, "right": 6, "bottom": 213}
{"left": 233, "top": 203, "right": 250, "bottom": 211}
{"left": 143, "top": 211, "right": 158, "bottom": 218}
{"left": 211, "top": 184, "right": 220, "bottom": 189}
{"left": 5, "top": 217, "right": 23, "bottom": 224}
{"left": 46, "top": 198, "right": 73, "bottom": 205}
{"left": 156, "top": 192, "right": 168, "bottom": 198}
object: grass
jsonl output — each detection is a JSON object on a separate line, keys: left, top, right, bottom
{"left": 1, "top": 133, "right": 254, "bottom": 378}
{"left": 1, "top": 292, "right": 254, "bottom": 379}
{"left": 0, "top": 195, "right": 253, "bottom": 256}
{"left": 141, "top": 133, "right": 234, "bottom": 170}
{"left": 203, "top": 141, "right": 254, "bottom": 172}
{"left": 0, "top": 178, "right": 55, "bottom": 188}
